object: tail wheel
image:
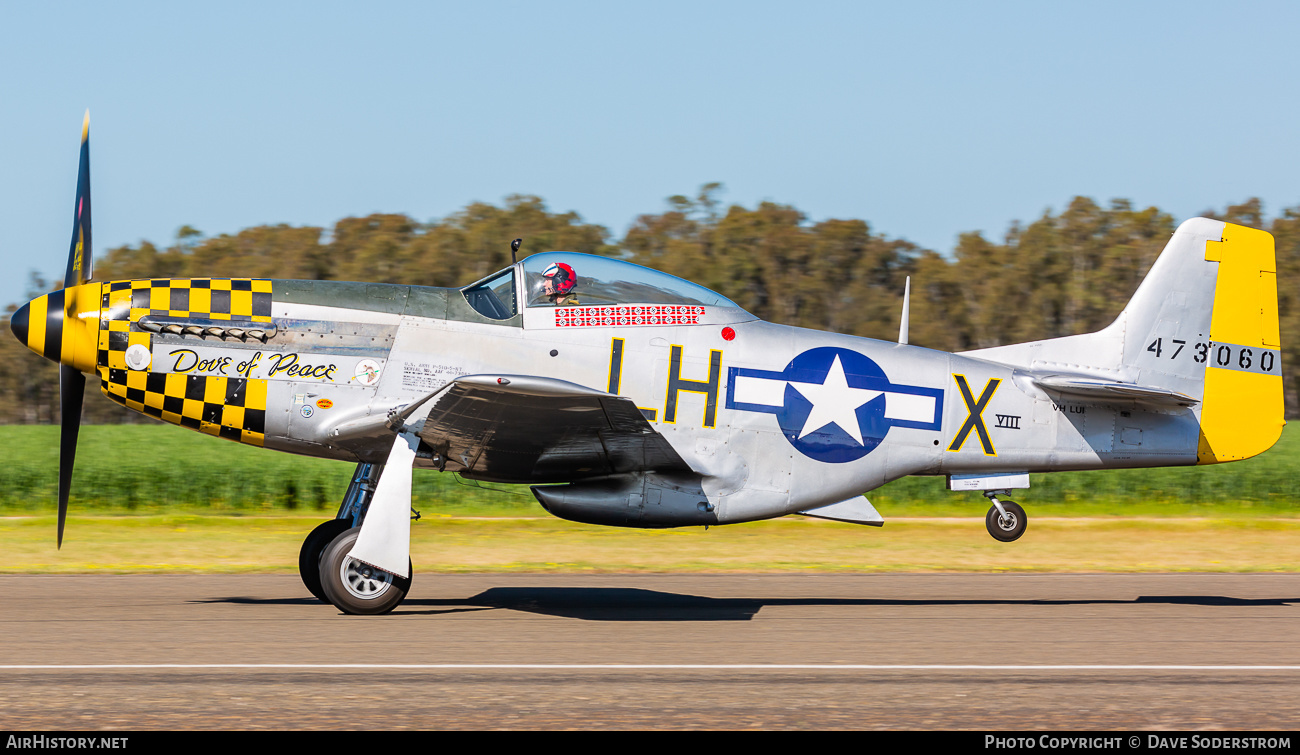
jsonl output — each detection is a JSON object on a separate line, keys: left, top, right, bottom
{"left": 299, "top": 519, "right": 354, "bottom": 602}
{"left": 318, "top": 527, "right": 412, "bottom": 615}
{"left": 985, "top": 500, "right": 1027, "bottom": 542}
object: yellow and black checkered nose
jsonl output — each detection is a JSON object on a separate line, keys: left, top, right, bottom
{"left": 10, "top": 283, "right": 102, "bottom": 375}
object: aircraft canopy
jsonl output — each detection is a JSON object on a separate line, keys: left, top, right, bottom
{"left": 521, "top": 252, "right": 739, "bottom": 309}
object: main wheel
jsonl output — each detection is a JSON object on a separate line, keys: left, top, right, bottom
{"left": 985, "top": 500, "right": 1027, "bottom": 542}
{"left": 299, "top": 519, "right": 354, "bottom": 602}
{"left": 318, "top": 527, "right": 412, "bottom": 615}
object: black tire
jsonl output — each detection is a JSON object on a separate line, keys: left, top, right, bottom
{"left": 318, "top": 527, "right": 412, "bottom": 615}
{"left": 299, "top": 519, "right": 354, "bottom": 602}
{"left": 985, "top": 500, "right": 1027, "bottom": 542}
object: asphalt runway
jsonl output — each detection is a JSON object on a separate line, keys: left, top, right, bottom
{"left": 0, "top": 573, "right": 1297, "bottom": 730}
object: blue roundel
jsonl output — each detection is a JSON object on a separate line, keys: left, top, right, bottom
{"left": 774, "top": 347, "right": 890, "bottom": 463}
{"left": 725, "top": 346, "right": 944, "bottom": 464}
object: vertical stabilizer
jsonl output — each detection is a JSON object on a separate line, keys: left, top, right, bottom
{"left": 1196, "top": 223, "right": 1283, "bottom": 463}
{"left": 960, "top": 217, "right": 1283, "bottom": 464}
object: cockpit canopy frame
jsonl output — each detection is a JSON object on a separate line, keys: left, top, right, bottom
{"left": 461, "top": 251, "right": 749, "bottom": 325}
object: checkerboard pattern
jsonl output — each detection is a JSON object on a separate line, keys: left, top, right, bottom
{"left": 97, "top": 279, "right": 273, "bottom": 446}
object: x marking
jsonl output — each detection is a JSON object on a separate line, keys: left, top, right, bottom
{"left": 948, "top": 374, "right": 1001, "bottom": 456}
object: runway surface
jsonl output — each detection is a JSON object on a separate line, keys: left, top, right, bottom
{"left": 1, "top": 573, "right": 1297, "bottom": 729}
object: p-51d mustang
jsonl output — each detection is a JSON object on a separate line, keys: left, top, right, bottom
{"left": 11, "top": 116, "right": 1284, "bottom": 613}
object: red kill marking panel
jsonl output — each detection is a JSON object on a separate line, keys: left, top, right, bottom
{"left": 554, "top": 305, "right": 706, "bottom": 327}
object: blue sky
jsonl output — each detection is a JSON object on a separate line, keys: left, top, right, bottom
{"left": 2, "top": 1, "right": 1298, "bottom": 307}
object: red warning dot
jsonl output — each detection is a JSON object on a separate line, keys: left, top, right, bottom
{"left": 721, "top": 327, "right": 735, "bottom": 341}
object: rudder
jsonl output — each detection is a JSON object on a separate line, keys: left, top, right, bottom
{"left": 1196, "top": 223, "right": 1283, "bottom": 463}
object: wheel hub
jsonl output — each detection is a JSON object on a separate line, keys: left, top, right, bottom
{"left": 340, "top": 556, "right": 393, "bottom": 600}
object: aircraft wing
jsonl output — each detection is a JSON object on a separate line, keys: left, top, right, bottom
{"left": 1030, "top": 374, "right": 1199, "bottom": 407}
{"left": 410, "top": 375, "right": 695, "bottom": 483}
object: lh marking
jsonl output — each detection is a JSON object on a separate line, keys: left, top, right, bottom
{"left": 726, "top": 347, "right": 943, "bottom": 463}
{"left": 949, "top": 374, "right": 1000, "bottom": 456}
{"left": 607, "top": 337, "right": 625, "bottom": 394}
{"left": 609, "top": 337, "right": 659, "bottom": 421}
{"left": 664, "top": 345, "right": 721, "bottom": 427}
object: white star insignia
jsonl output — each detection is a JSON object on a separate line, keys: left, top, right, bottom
{"left": 788, "top": 355, "right": 881, "bottom": 446}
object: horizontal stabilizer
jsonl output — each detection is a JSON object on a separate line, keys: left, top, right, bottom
{"left": 1031, "top": 375, "right": 1198, "bottom": 407}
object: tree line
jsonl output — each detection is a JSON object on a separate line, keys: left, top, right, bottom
{"left": 2, "top": 188, "right": 1297, "bottom": 422}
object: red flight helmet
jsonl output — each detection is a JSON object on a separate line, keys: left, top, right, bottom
{"left": 542, "top": 262, "right": 577, "bottom": 295}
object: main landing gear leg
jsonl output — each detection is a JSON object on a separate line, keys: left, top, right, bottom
{"left": 983, "top": 490, "right": 1027, "bottom": 542}
{"left": 298, "top": 462, "right": 384, "bottom": 602}
{"left": 319, "top": 430, "right": 422, "bottom": 615}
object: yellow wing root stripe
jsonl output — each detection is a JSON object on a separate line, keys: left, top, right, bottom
{"left": 1197, "top": 223, "right": 1285, "bottom": 464}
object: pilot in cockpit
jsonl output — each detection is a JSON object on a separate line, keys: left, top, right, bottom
{"left": 539, "top": 262, "right": 579, "bottom": 306}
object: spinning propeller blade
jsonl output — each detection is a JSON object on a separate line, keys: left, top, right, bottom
{"left": 54, "top": 112, "right": 92, "bottom": 548}
{"left": 57, "top": 365, "right": 85, "bottom": 548}
{"left": 66, "top": 111, "right": 92, "bottom": 287}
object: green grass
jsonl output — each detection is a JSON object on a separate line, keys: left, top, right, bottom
{"left": 0, "top": 424, "right": 538, "bottom": 515}
{"left": 0, "top": 422, "right": 1296, "bottom": 517}
{"left": 872, "top": 425, "right": 1300, "bottom": 517}
{"left": 1, "top": 424, "right": 1296, "bottom": 573}
{"left": 4, "top": 514, "right": 1299, "bottom": 573}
